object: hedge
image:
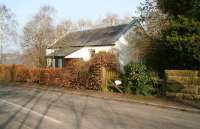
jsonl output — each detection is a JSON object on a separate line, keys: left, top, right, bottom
{"left": 0, "top": 52, "right": 119, "bottom": 90}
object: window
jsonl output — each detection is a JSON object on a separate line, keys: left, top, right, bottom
{"left": 52, "top": 59, "right": 56, "bottom": 68}
{"left": 89, "top": 49, "right": 95, "bottom": 57}
{"left": 58, "top": 58, "right": 63, "bottom": 68}
{"left": 47, "top": 58, "right": 53, "bottom": 67}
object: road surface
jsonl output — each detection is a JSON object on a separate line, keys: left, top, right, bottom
{"left": 0, "top": 86, "right": 200, "bottom": 129}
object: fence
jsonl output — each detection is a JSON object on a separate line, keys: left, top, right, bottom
{"left": 165, "top": 70, "right": 200, "bottom": 100}
{"left": 101, "top": 67, "right": 119, "bottom": 92}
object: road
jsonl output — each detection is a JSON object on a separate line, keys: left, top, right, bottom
{"left": 0, "top": 86, "right": 199, "bottom": 129}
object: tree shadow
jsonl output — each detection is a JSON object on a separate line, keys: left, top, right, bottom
{"left": 60, "top": 95, "right": 89, "bottom": 129}
{"left": 17, "top": 92, "right": 44, "bottom": 129}
{"left": 34, "top": 91, "right": 64, "bottom": 129}
{"left": 0, "top": 89, "right": 41, "bottom": 129}
{"left": 103, "top": 101, "right": 128, "bottom": 129}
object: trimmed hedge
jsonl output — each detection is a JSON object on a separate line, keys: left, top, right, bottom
{"left": 0, "top": 52, "right": 119, "bottom": 91}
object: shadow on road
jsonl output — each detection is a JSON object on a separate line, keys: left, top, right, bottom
{"left": 0, "top": 89, "right": 40, "bottom": 129}
{"left": 60, "top": 95, "right": 89, "bottom": 129}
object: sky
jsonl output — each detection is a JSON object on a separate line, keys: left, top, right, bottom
{"left": 0, "top": 0, "right": 143, "bottom": 52}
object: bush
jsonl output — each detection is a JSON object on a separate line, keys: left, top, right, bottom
{"left": 39, "top": 68, "right": 64, "bottom": 86}
{"left": 0, "top": 52, "right": 119, "bottom": 91}
{"left": 15, "top": 66, "right": 29, "bottom": 82}
{"left": 0, "top": 65, "right": 13, "bottom": 83}
{"left": 29, "top": 68, "right": 41, "bottom": 83}
{"left": 87, "top": 52, "right": 119, "bottom": 90}
{"left": 122, "top": 62, "right": 154, "bottom": 96}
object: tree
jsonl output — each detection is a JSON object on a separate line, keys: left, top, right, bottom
{"left": 158, "top": 0, "right": 200, "bottom": 20}
{"left": 162, "top": 17, "right": 200, "bottom": 69}
{"left": 101, "top": 13, "right": 120, "bottom": 26}
{"left": 56, "top": 19, "right": 73, "bottom": 36}
{"left": 77, "top": 18, "right": 93, "bottom": 30}
{"left": 0, "top": 5, "right": 17, "bottom": 64}
{"left": 129, "top": 0, "right": 168, "bottom": 75}
{"left": 157, "top": 0, "right": 200, "bottom": 69}
{"left": 22, "top": 6, "right": 56, "bottom": 67}
{"left": 137, "top": 0, "right": 168, "bottom": 38}
{"left": 121, "top": 15, "right": 133, "bottom": 24}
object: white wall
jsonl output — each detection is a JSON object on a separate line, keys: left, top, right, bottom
{"left": 114, "top": 36, "right": 131, "bottom": 70}
{"left": 46, "top": 49, "right": 55, "bottom": 55}
{"left": 64, "top": 46, "right": 114, "bottom": 61}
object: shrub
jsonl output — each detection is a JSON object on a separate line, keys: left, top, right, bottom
{"left": 40, "top": 68, "right": 64, "bottom": 86}
{"left": 29, "top": 68, "right": 41, "bottom": 83}
{"left": 0, "top": 65, "right": 13, "bottom": 83}
{"left": 61, "top": 69, "right": 73, "bottom": 87}
{"left": 15, "top": 66, "right": 29, "bottom": 82}
{"left": 122, "top": 62, "right": 154, "bottom": 96}
{"left": 87, "top": 52, "right": 119, "bottom": 90}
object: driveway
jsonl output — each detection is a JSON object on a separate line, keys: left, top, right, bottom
{"left": 0, "top": 86, "right": 199, "bottom": 129}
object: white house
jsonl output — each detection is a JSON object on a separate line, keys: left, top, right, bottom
{"left": 46, "top": 19, "right": 140, "bottom": 69}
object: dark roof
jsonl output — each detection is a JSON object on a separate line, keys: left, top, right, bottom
{"left": 46, "top": 47, "right": 82, "bottom": 57}
{"left": 49, "top": 24, "right": 128, "bottom": 49}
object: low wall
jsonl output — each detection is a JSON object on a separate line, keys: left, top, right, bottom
{"left": 165, "top": 70, "right": 200, "bottom": 100}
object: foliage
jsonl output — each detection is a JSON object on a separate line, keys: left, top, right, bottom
{"left": 29, "top": 68, "right": 41, "bottom": 83}
{"left": 0, "top": 65, "right": 13, "bottom": 83}
{"left": 158, "top": 0, "right": 200, "bottom": 20}
{"left": 15, "top": 66, "right": 29, "bottom": 82}
{"left": 137, "top": 0, "right": 200, "bottom": 72}
{"left": 161, "top": 17, "right": 200, "bottom": 69}
{"left": 122, "top": 62, "right": 154, "bottom": 96}
{"left": 87, "top": 52, "right": 119, "bottom": 90}
{"left": 0, "top": 52, "right": 118, "bottom": 91}
{"left": 135, "top": 0, "right": 169, "bottom": 76}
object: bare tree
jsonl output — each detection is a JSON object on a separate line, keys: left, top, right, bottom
{"left": 122, "top": 15, "right": 133, "bottom": 24}
{"left": 56, "top": 19, "right": 73, "bottom": 36}
{"left": 22, "top": 6, "right": 56, "bottom": 67}
{"left": 101, "top": 13, "right": 120, "bottom": 26}
{"left": 137, "top": 0, "right": 168, "bottom": 38}
{"left": 77, "top": 18, "right": 93, "bottom": 30}
{"left": 0, "top": 5, "right": 17, "bottom": 64}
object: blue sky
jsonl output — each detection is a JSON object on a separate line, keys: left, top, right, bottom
{"left": 1, "top": 0, "right": 143, "bottom": 27}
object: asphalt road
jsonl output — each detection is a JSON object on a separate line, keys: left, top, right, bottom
{"left": 0, "top": 86, "right": 200, "bottom": 129}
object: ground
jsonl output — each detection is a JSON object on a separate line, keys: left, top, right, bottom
{"left": 0, "top": 85, "right": 200, "bottom": 129}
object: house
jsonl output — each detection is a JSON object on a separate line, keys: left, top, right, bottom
{"left": 46, "top": 19, "right": 140, "bottom": 69}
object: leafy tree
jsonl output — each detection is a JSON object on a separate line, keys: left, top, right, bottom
{"left": 162, "top": 17, "right": 200, "bottom": 69}
{"left": 158, "top": 0, "right": 200, "bottom": 20}
{"left": 157, "top": 0, "right": 200, "bottom": 69}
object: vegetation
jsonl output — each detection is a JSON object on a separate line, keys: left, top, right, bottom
{"left": 161, "top": 17, "right": 200, "bottom": 69}
{"left": 122, "top": 62, "right": 154, "bottom": 96}
{"left": 0, "top": 52, "right": 118, "bottom": 91}
{"left": 135, "top": 0, "right": 200, "bottom": 78}
{"left": 0, "top": 5, "right": 17, "bottom": 64}
{"left": 157, "top": 0, "right": 200, "bottom": 20}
